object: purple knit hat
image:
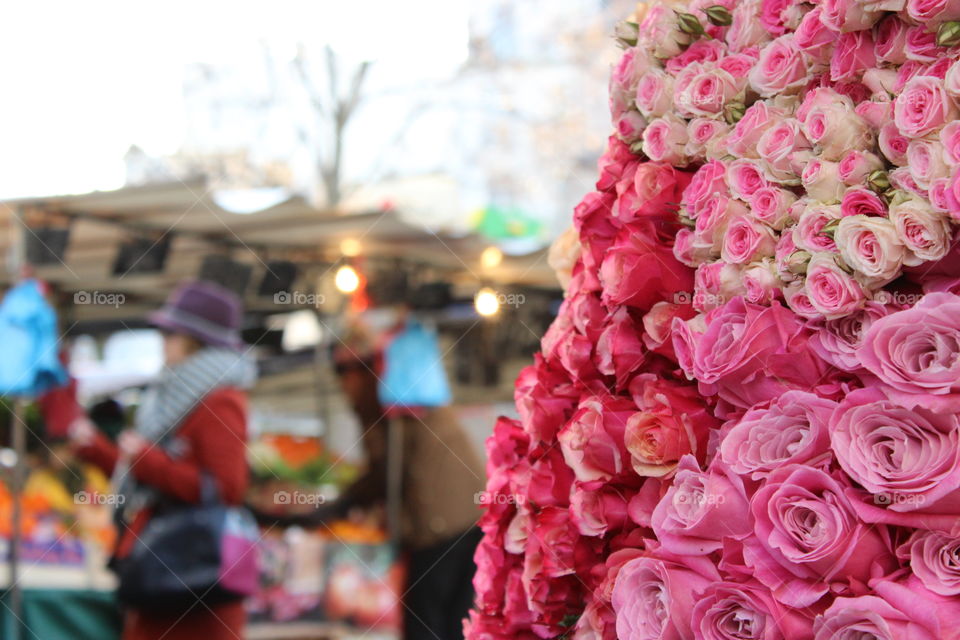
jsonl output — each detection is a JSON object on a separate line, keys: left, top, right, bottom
{"left": 148, "top": 280, "right": 244, "bottom": 349}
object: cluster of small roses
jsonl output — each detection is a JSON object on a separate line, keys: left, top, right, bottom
{"left": 465, "top": 1, "right": 960, "bottom": 639}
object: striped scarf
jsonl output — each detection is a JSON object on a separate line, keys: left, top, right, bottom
{"left": 115, "top": 347, "right": 257, "bottom": 516}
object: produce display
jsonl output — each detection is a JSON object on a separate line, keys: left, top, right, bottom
{"left": 468, "top": 1, "right": 960, "bottom": 639}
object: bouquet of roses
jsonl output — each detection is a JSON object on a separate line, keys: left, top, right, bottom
{"left": 467, "top": 0, "right": 960, "bottom": 638}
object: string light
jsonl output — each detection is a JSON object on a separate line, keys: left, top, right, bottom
{"left": 335, "top": 265, "right": 360, "bottom": 294}
{"left": 480, "top": 246, "right": 503, "bottom": 269}
{"left": 475, "top": 287, "right": 500, "bottom": 317}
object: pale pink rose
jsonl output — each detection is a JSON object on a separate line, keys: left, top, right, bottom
{"left": 822, "top": 0, "right": 883, "bottom": 32}
{"left": 673, "top": 62, "right": 705, "bottom": 112}
{"left": 879, "top": 121, "right": 910, "bottom": 166}
{"left": 862, "top": 67, "right": 900, "bottom": 96}
{"left": 775, "top": 230, "right": 802, "bottom": 282}
{"left": 889, "top": 194, "right": 953, "bottom": 264}
{"left": 841, "top": 186, "right": 888, "bottom": 218}
{"left": 685, "top": 118, "right": 730, "bottom": 161}
{"left": 726, "top": 0, "right": 772, "bottom": 52}
{"left": 808, "top": 301, "right": 894, "bottom": 372}
{"left": 693, "top": 581, "right": 813, "bottom": 640}
{"left": 946, "top": 170, "right": 960, "bottom": 220}
{"left": 651, "top": 455, "right": 751, "bottom": 556}
{"left": 806, "top": 252, "right": 868, "bottom": 318}
{"left": 907, "top": 139, "right": 949, "bottom": 189}
{"left": 783, "top": 280, "right": 823, "bottom": 319}
{"left": 939, "top": 120, "right": 960, "bottom": 164}
{"left": 727, "top": 101, "right": 780, "bottom": 158}
{"left": 830, "top": 31, "right": 876, "bottom": 83}
{"left": 908, "top": 0, "right": 960, "bottom": 24}
{"left": 718, "top": 53, "right": 758, "bottom": 79}
{"left": 727, "top": 158, "right": 770, "bottom": 200}
{"left": 741, "top": 260, "right": 781, "bottom": 304}
{"left": 609, "top": 47, "right": 645, "bottom": 120}
{"left": 635, "top": 69, "right": 674, "bottom": 118}
{"left": 722, "top": 216, "right": 778, "bottom": 264}
{"left": 615, "top": 110, "right": 647, "bottom": 144}
{"left": 832, "top": 387, "right": 960, "bottom": 511}
{"left": 895, "top": 59, "right": 929, "bottom": 92}
{"left": 875, "top": 15, "right": 910, "bottom": 65}
{"left": 683, "top": 160, "right": 729, "bottom": 219}
{"left": 693, "top": 261, "right": 745, "bottom": 311}
{"left": 795, "top": 8, "right": 834, "bottom": 63}
{"left": 898, "top": 530, "right": 960, "bottom": 596}
{"left": 664, "top": 39, "right": 727, "bottom": 75}
{"left": 906, "top": 25, "right": 949, "bottom": 63}
{"left": 895, "top": 75, "right": 960, "bottom": 138}
{"left": 838, "top": 150, "right": 885, "bottom": 185}
{"left": 673, "top": 228, "right": 702, "bottom": 267}
{"left": 801, "top": 159, "right": 845, "bottom": 203}
{"left": 719, "top": 390, "right": 835, "bottom": 479}
{"left": 802, "top": 95, "right": 874, "bottom": 162}
{"left": 638, "top": 3, "right": 692, "bottom": 59}
{"left": 750, "top": 186, "right": 796, "bottom": 228}
{"left": 681, "top": 68, "right": 743, "bottom": 117}
{"left": 694, "top": 196, "right": 749, "bottom": 254}
{"left": 946, "top": 59, "right": 960, "bottom": 98}
{"left": 856, "top": 99, "right": 894, "bottom": 130}
{"left": 836, "top": 215, "right": 907, "bottom": 284}
{"left": 642, "top": 115, "right": 689, "bottom": 165}
{"left": 889, "top": 166, "right": 929, "bottom": 198}
{"left": 929, "top": 177, "right": 952, "bottom": 212}
{"left": 749, "top": 35, "right": 809, "bottom": 98}
{"left": 757, "top": 118, "right": 811, "bottom": 183}
{"left": 795, "top": 204, "right": 842, "bottom": 253}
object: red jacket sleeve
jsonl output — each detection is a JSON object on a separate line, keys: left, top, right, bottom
{"left": 130, "top": 388, "right": 249, "bottom": 505}
{"left": 75, "top": 430, "right": 120, "bottom": 476}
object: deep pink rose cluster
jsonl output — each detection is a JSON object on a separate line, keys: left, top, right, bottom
{"left": 467, "top": 1, "right": 960, "bottom": 639}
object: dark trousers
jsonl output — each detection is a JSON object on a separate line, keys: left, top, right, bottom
{"left": 403, "top": 527, "right": 483, "bottom": 640}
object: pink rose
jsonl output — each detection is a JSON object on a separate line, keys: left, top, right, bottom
{"left": 642, "top": 115, "right": 689, "bottom": 165}
{"left": 522, "top": 507, "right": 584, "bottom": 631}
{"left": 558, "top": 394, "right": 636, "bottom": 483}
{"left": 526, "top": 447, "right": 574, "bottom": 508}
{"left": 727, "top": 101, "right": 780, "bottom": 158}
{"left": 830, "top": 31, "right": 876, "bottom": 83}
{"left": 750, "top": 186, "right": 796, "bottom": 228}
{"left": 570, "top": 483, "right": 629, "bottom": 537}
{"left": 822, "top": 0, "right": 883, "bottom": 31}
{"left": 832, "top": 387, "right": 960, "bottom": 514}
{"left": 795, "top": 203, "right": 841, "bottom": 252}
{"left": 541, "top": 311, "right": 598, "bottom": 381}
{"left": 514, "top": 356, "right": 579, "bottom": 443}
{"left": 757, "top": 118, "right": 811, "bottom": 182}
{"left": 641, "top": 300, "right": 696, "bottom": 362}
{"left": 802, "top": 93, "right": 874, "bottom": 161}
{"left": 897, "top": 530, "right": 960, "bottom": 596}
{"left": 631, "top": 161, "right": 694, "bottom": 218}
{"left": 665, "top": 39, "right": 726, "bottom": 75}
{"left": 856, "top": 99, "right": 893, "bottom": 130}
{"left": 651, "top": 455, "right": 751, "bottom": 555}
{"left": 693, "top": 581, "right": 813, "bottom": 640}
{"left": 742, "top": 260, "right": 781, "bottom": 304}
{"left": 718, "top": 53, "right": 758, "bottom": 79}
{"left": 625, "top": 375, "right": 719, "bottom": 478}
{"left": 673, "top": 227, "right": 703, "bottom": 267}
{"left": 808, "top": 301, "right": 893, "bottom": 371}
{"left": 721, "top": 216, "right": 778, "bottom": 264}
{"left": 907, "top": 138, "right": 949, "bottom": 188}
{"left": 685, "top": 117, "right": 730, "bottom": 161}
{"left": 727, "top": 158, "right": 770, "bottom": 199}
{"left": 939, "top": 120, "right": 960, "bottom": 164}
{"left": 875, "top": 15, "right": 910, "bottom": 64}
{"left": 638, "top": 4, "right": 693, "bottom": 58}
{"left": 719, "top": 390, "right": 835, "bottom": 479}
{"left": 947, "top": 171, "right": 960, "bottom": 220}
{"left": 836, "top": 214, "right": 907, "bottom": 284}
{"left": 682, "top": 159, "right": 729, "bottom": 219}
{"left": 878, "top": 122, "right": 909, "bottom": 165}
{"left": 890, "top": 167, "right": 929, "bottom": 198}
{"left": 693, "top": 195, "right": 750, "bottom": 254}
{"left": 760, "top": 0, "right": 794, "bottom": 35}
{"left": 859, "top": 292, "right": 960, "bottom": 412}
{"left": 680, "top": 68, "right": 743, "bottom": 118}
{"left": 801, "top": 159, "right": 844, "bottom": 202}
{"left": 635, "top": 69, "right": 674, "bottom": 118}
{"left": 795, "top": 8, "right": 834, "bottom": 63}
{"left": 863, "top": 67, "right": 899, "bottom": 96}
{"left": 805, "top": 252, "right": 868, "bottom": 318}
{"left": 905, "top": 25, "right": 950, "bottom": 63}
{"left": 783, "top": 280, "right": 823, "bottom": 319}
{"left": 726, "top": 0, "right": 773, "bottom": 52}
{"left": 840, "top": 186, "right": 887, "bottom": 218}
{"left": 907, "top": 0, "right": 960, "bottom": 24}
{"left": 744, "top": 465, "right": 896, "bottom": 607}
{"left": 693, "top": 260, "right": 745, "bottom": 310}
{"left": 929, "top": 177, "right": 952, "bottom": 212}
{"left": 615, "top": 110, "right": 647, "bottom": 144}
{"left": 890, "top": 194, "right": 952, "bottom": 263}
{"left": 612, "top": 550, "right": 721, "bottom": 640}
{"left": 596, "top": 306, "right": 646, "bottom": 390}
{"left": 895, "top": 75, "right": 959, "bottom": 138}
{"left": 947, "top": 59, "right": 960, "bottom": 97}
{"left": 749, "top": 34, "right": 809, "bottom": 97}
{"left": 838, "top": 150, "right": 885, "bottom": 185}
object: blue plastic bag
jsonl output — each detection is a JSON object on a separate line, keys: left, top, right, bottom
{"left": 0, "top": 280, "right": 67, "bottom": 396}
{"left": 378, "top": 320, "right": 451, "bottom": 408}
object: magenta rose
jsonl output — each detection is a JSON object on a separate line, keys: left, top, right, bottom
{"left": 612, "top": 548, "right": 721, "bottom": 640}
{"left": 651, "top": 455, "right": 751, "bottom": 555}
{"left": 840, "top": 186, "right": 887, "bottom": 218}
{"left": 570, "top": 482, "right": 629, "bottom": 538}
{"left": 875, "top": 15, "right": 910, "bottom": 65}
{"left": 526, "top": 446, "right": 574, "bottom": 509}
{"left": 838, "top": 150, "right": 884, "bottom": 185}
{"left": 514, "top": 355, "right": 579, "bottom": 443}
{"left": 808, "top": 301, "right": 894, "bottom": 372}
{"left": 750, "top": 186, "right": 796, "bottom": 228}
{"left": 693, "top": 581, "right": 814, "bottom": 640}
{"left": 897, "top": 530, "right": 960, "bottom": 596}
{"left": 744, "top": 464, "right": 896, "bottom": 607}
{"left": 596, "top": 306, "right": 646, "bottom": 390}
{"left": 830, "top": 30, "right": 876, "bottom": 83}
{"left": 558, "top": 394, "right": 636, "bottom": 484}
{"left": 895, "top": 75, "right": 959, "bottom": 138}
{"left": 859, "top": 292, "right": 960, "bottom": 412}
{"left": 642, "top": 301, "right": 697, "bottom": 363}
{"left": 720, "top": 390, "right": 834, "bottom": 480}
{"left": 521, "top": 507, "right": 584, "bottom": 632}
{"left": 831, "top": 387, "right": 960, "bottom": 513}
{"left": 749, "top": 34, "right": 809, "bottom": 97}
{"left": 905, "top": 25, "right": 950, "bottom": 63}
{"left": 632, "top": 161, "right": 694, "bottom": 218}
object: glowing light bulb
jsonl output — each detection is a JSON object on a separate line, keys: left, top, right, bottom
{"left": 480, "top": 246, "right": 503, "bottom": 270}
{"left": 474, "top": 288, "right": 500, "bottom": 317}
{"left": 335, "top": 265, "right": 360, "bottom": 294}
{"left": 340, "top": 238, "right": 361, "bottom": 257}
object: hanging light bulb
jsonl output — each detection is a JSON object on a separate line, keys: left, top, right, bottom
{"left": 335, "top": 265, "right": 360, "bottom": 294}
{"left": 340, "top": 238, "right": 362, "bottom": 257}
{"left": 480, "top": 246, "right": 503, "bottom": 270}
{"left": 474, "top": 287, "right": 500, "bottom": 317}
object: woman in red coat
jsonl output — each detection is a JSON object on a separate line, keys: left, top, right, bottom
{"left": 72, "top": 281, "right": 256, "bottom": 640}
